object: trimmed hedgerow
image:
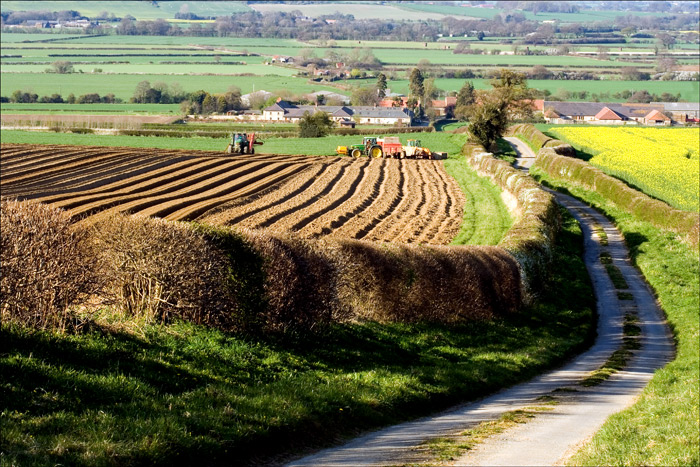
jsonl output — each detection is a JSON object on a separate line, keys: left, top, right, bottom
{"left": 0, "top": 200, "right": 102, "bottom": 330}
{"left": 509, "top": 124, "right": 699, "bottom": 248}
{"left": 463, "top": 141, "right": 560, "bottom": 298}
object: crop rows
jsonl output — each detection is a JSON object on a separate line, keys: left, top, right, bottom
{"left": 1, "top": 143, "right": 465, "bottom": 245}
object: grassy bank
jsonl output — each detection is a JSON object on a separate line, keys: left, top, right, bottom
{"left": 0, "top": 207, "right": 594, "bottom": 466}
{"left": 443, "top": 154, "right": 513, "bottom": 246}
{"left": 530, "top": 168, "right": 699, "bottom": 467}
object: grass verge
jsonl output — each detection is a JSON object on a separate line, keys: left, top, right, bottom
{"left": 443, "top": 154, "right": 512, "bottom": 245}
{"left": 0, "top": 207, "right": 593, "bottom": 466}
{"left": 530, "top": 167, "right": 699, "bottom": 467}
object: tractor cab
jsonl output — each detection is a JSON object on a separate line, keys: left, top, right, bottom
{"left": 363, "top": 137, "right": 377, "bottom": 150}
{"left": 406, "top": 139, "right": 422, "bottom": 148}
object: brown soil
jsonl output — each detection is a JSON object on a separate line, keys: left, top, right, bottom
{"left": 1, "top": 143, "right": 464, "bottom": 245}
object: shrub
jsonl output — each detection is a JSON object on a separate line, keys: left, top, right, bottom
{"left": 92, "top": 214, "right": 236, "bottom": 328}
{"left": 332, "top": 240, "right": 521, "bottom": 323}
{"left": 0, "top": 200, "right": 101, "bottom": 330}
{"left": 241, "top": 230, "right": 340, "bottom": 333}
{"left": 535, "top": 148, "right": 700, "bottom": 247}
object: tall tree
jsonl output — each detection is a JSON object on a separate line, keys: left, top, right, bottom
{"left": 454, "top": 80, "right": 476, "bottom": 121}
{"left": 468, "top": 69, "right": 535, "bottom": 149}
{"left": 376, "top": 73, "right": 387, "bottom": 99}
{"left": 489, "top": 69, "right": 537, "bottom": 120}
{"left": 467, "top": 94, "right": 508, "bottom": 151}
{"left": 408, "top": 67, "right": 424, "bottom": 100}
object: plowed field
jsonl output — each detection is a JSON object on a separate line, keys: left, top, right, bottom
{"left": 0, "top": 143, "right": 464, "bottom": 244}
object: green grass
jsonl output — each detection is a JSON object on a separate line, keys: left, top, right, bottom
{"left": 0, "top": 130, "right": 463, "bottom": 154}
{"left": 0, "top": 72, "right": 345, "bottom": 101}
{"left": 374, "top": 79, "right": 699, "bottom": 103}
{"left": 399, "top": 3, "right": 670, "bottom": 23}
{"left": 1, "top": 103, "right": 181, "bottom": 115}
{"left": 443, "top": 154, "right": 513, "bottom": 246}
{"left": 0, "top": 204, "right": 595, "bottom": 466}
{"left": 1, "top": 63, "right": 294, "bottom": 75}
{"left": 530, "top": 169, "right": 700, "bottom": 467}
{"left": 1, "top": 2, "right": 251, "bottom": 20}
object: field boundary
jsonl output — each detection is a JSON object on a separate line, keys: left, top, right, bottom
{"left": 462, "top": 140, "right": 560, "bottom": 297}
{"left": 508, "top": 124, "right": 699, "bottom": 248}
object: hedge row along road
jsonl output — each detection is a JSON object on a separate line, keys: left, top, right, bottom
{"left": 283, "top": 139, "right": 675, "bottom": 466}
{"left": 0, "top": 143, "right": 464, "bottom": 245}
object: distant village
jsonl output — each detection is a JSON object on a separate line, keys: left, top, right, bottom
{"left": 210, "top": 91, "right": 700, "bottom": 127}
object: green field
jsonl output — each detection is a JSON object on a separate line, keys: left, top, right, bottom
{"left": 400, "top": 3, "right": 670, "bottom": 23}
{"left": 1, "top": 63, "right": 292, "bottom": 75}
{"left": 372, "top": 78, "right": 700, "bottom": 102}
{"left": 0, "top": 103, "right": 181, "bottom": 114}
{"left": 1, "top": 1, "right": 251, "bottom": 20}
{"left": 0, "top": 130, "right": 459, "bottom": 156}
{"left": 248, "top": 2, "right": 446, "bottom": 20}
{"left": 0, "top": 73, "right": 346, "bottom": 100}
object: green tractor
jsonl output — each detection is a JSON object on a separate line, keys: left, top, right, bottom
{"left": 336, "top": 137, "right": 383, "bottom": 158}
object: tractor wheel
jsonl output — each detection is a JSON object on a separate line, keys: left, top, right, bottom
{"left": 351, "top": 148, "right": 362, "bottom": 158}
{"left": 251, "top": 148, "right": 255, "bottom": 154}
{"left": 370, "top": 146, "right": 383, "bottom": 158}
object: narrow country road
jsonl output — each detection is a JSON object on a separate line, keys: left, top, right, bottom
{"left": 284, "top": 140, "right": 674, "bottom": 467}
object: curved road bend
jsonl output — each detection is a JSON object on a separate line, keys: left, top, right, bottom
{"left": 284, "top": 140, "right": 673, "bottom": 467}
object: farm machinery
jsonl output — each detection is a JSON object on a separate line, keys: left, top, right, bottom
{"left": 226, "top": 133, "right": 263, "bottom": 154}
{"left": 335, "top": 137, "right": 446, "bottom": 159}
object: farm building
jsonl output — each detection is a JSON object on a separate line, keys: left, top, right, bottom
{"left": 430, "top": 96, "right": 457, "bottom": 117}
{"left": 658, "top": 102, "right": 700, "bottom": 123}
{"left": 644, "top": 110, "right": 672, "bottom": 126}
{"left": 263, "top": 100, "right": 413, "bottom": 125}
{"left": 542, "top": 101, "right": 668, "bottom": 125}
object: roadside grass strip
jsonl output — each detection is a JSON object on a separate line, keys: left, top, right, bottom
{"left": 411, "top": 405, "right": 557, "bottom": 466}
{"left": 530, "top": 168, "right": 699, "bottom": 467}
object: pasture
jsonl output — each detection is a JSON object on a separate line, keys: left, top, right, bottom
{"left": 0, "top": 1, "right": 251, "bottom": 20}
{"left": 0, "top": 103, "right": 181, "bottom": 114}
{"left": 0, "top": 72, "right": 343, "bottom": 100}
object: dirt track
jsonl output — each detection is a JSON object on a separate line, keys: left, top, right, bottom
{"left": 0, "top": 143, "right": 464, "bottom": 245}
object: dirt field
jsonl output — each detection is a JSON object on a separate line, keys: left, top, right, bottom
{"left": 1, "top": 143, "right": 465, "bottom": 244}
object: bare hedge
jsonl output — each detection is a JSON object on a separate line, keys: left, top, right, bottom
{"left": 463, "top": 141, "right": 560, "bottom": 296}
{"left": 92, "top": 214, "right": 237, "bottom": 328}
{"left": 510, "top": 124, "right": 700, "bottom": 248}
{"left": 1, "top": 199, "right": 101, "bottom": 330}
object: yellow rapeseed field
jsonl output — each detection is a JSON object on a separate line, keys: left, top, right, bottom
{"left": 550, "top": 127, "right": 699, "bottom": 212}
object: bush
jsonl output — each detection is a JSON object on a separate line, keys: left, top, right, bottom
{"left": 298, "top": 111, "right": 334, "bottom": 138}
{"left": 332, "top": 240, "right": 521, "bottom": 323}
{"left": 242, "top": 231, "right": 341, "bottom": 332}
{"left": 508, "top": 125, "right": 698, "bottom": 248}
{"left": 535, "top": 148, "right": 699, "bottom": 247}
{"left": 93, "top": 214, "right": 236, "bottom": 328}
{"left": 0, "top": 200, "right": 101, "bottom": 330}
